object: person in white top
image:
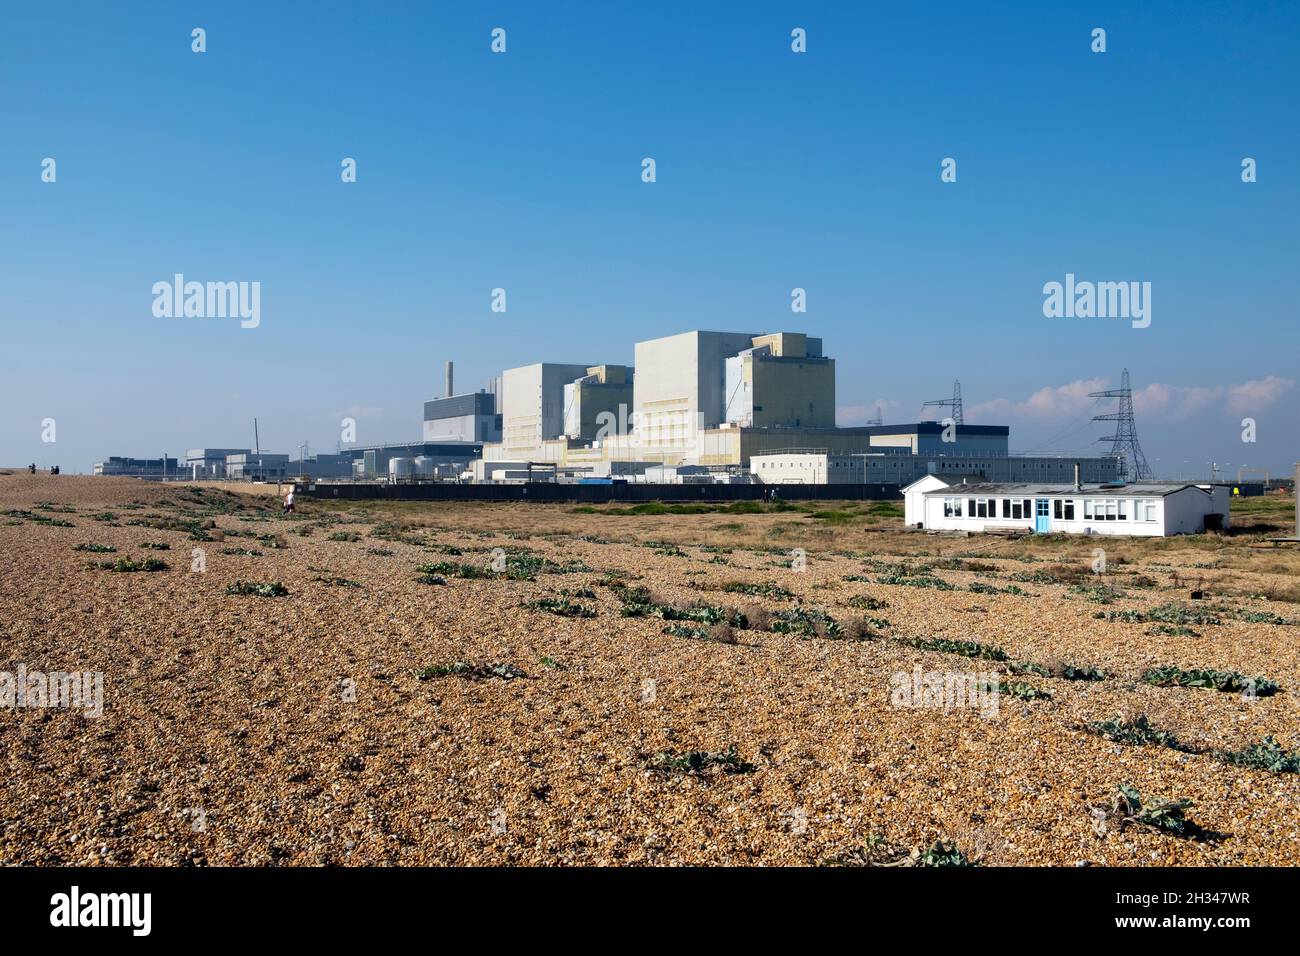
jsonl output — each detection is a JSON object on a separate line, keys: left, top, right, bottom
{"left": 283, "top": 490, "right": 295, "bottom": 514}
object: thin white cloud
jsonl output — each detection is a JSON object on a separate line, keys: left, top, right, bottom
{"left": 838, "top": 398, "right": 905, "bottom": 426}
{"left": 1225, "top": 376, "right": 1295, "bottom": 414}
{"left": 967, "top": 379, "right": 1107, "bottom": 422}
{"left": 970, "top": 376, "right": 1293, "bottom": 425}
{"left": 331, "top": 405, "right": 384, "bottom": 421}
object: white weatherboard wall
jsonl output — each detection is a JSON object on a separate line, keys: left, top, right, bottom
{"left": 919, "top": 486, "right": 1221, "bottom": 537}
{"left": 903, "top": 475, "right": 950, "bottom": 526}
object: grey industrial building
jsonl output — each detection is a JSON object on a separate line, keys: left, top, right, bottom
{"left": 422, "top": 392, "right": 501, "bottom": 443}
{"left": 184, "top": 448, "right": 251, "bottom": 479}
{"left": 345, "top": 442, "right": 483, "bottom": 479}
{"left": 93, "top": 456, "right": 179, "bottom": 478}
{"left": 225, "top": 453, "right": 291, "bottom": 481}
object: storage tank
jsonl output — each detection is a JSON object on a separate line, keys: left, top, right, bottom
{"left": 388, "top": 457, "right": 413, "bottom": 480}
{"left": 413, "top": 456, "right": 436, "bottom": 478}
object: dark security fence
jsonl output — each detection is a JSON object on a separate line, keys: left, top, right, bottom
{"left": 296, "top": 481, "right": 902, "bottom": 503}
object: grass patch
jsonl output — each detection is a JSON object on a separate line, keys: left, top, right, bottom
{"left": 73, "top": 543, "right": 116, "bottom": 553}
{"left": 808, "top": 509, "right": 856, "bottom": 525}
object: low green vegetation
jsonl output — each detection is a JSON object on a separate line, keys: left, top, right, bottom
{"left": 770, "top": 606, "right": 841, "bottom": 638}
{"left": 912, "top": 842, "right": 977, "bottom": 867}
{"left": 968, "top": 581, "right": 1031, "bottom": 596}
{"left": 1141, "top": 666, "right": 1279, "bottom": 696}
{"left": 1146, "top": 624, "right": 1200, "bottom": 637}
{"left": 571, "top": 500, "right": 793, "bottom": 517}
{"left": 878, "top": 573, "right": 955, "bottom": 591}
{"left": 1237, "top": 609, "right": 1291, "bottom": 625}
{"left": 1114, "top": 784, "right": 1211, "bottom": 841}
{"left": 1219, "top": 737, "right": 1300, "bottom": 774}
{"left": 648, "top": 746, "right": 755, "bottom": 775}
{"left": 225, "top": 580, "right": 289, "bottom": 598}
{"left": 1058, "top": 664, "right": 1106, "bottom": 681}
{"left": 314, "top": 575, "right": 362, "bottom": 588}
{"left": 523, "top": 597, "right": 597, "bottom": 618}
{"left": 614, "top": 585, "right": 747, "bottom": 628}
{"left": 720, "top": 581, "right": 794, "bottom": 599}
{"left": 1069, "top": 583, "right": 1126, "bottom": 604}
{"left": 900, "top": 636, "right": 1009, "bottom": 662}
{"left": 995, "top": 680, "right": 1051, "bottom": 701}
{"left": 416, "top": 661, "right": 527, "bottom": 681}
{"left": 416, "top": 560, "right": 490, "bottom": 579}
{"left": 93, "top": 557, "right": 167, "bottom": 572}
{"left": 1086, "top": 715, "right": 1189, "bottom": 752}
{"left": 1095, "top": 602, "right": 1222, "bottom": 626}
{"left": 73, "top": 543, "right": 116, "bottom": 553}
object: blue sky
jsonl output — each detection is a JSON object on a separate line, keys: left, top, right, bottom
{"left": 2, "top": 1, "right": 1297, "bottom": 477}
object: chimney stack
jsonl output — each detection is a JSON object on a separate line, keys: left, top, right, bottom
{"left": 1073, "top": 462, "right": 1082, "bottom": 492}
{"left": 445, "top": 361, "right": 454, "bottom": 399}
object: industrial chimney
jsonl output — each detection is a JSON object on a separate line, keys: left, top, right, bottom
{"left": 1073, "top": 462, "right": 1082, "bottom": 492}
{"left": 445, "top": 361, "right": 454, "bottom": 399}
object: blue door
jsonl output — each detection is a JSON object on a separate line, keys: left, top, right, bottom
{"left": 1034, "top": 498, "right": 1051, "bottom": 533}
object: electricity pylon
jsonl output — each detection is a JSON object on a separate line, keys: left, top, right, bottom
{"left": 1090, "top": 369, "right": 1152, "bottom": 480}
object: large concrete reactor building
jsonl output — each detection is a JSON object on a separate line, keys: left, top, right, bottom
{"left": 500, "top": 363, "right": 595, "bottom": 455}
{"left": 723, "top": 332, "right": 834, "bottom": 428}
{"left": 563, "top": 365, "right": 635, "bottom": 442}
